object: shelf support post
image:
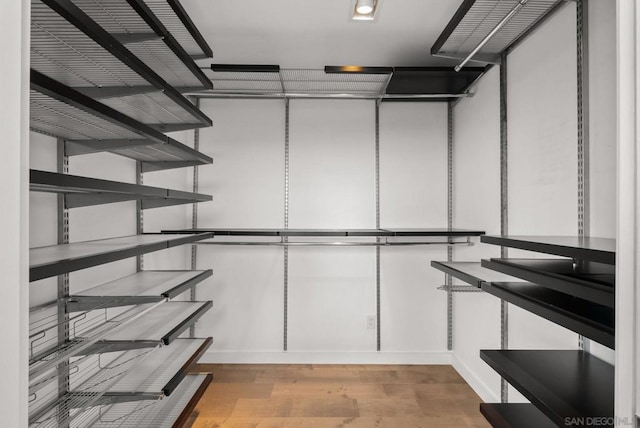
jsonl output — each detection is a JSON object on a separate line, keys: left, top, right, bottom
{"left": 447, "top": 101, "right": 454, "bottom": 352}
{"left": 190, "top": 98, "right": 201, "bottom": 338}
{"left": 283, "top": 97, "right": 290, "bottom": 352}
{"left": 57, "top": 138, "right": 70, "bottom": 428}
{"left": 376, "top": 98, "right": 382, "bottom": 352}
{"left": 499, "top": 51, "right": 510, "bottom": 404}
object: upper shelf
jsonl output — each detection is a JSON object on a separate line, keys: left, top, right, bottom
{"left": 30, "top": 169, "right": 212, "bottom": 210}
{"left": 30, "top": 232, "right": 213, "bottom": 282}
{"left": 162, "top": 228, "right": 486, "bottom": 237}
{"left": 430, "top": 261, "right": 520, "bottom": 288}
{"left": 431, "top": 0, "right": 568, "bottom": 65}
{"left": 31, "top": 70, "right": 212, "bottom": 172}
{"left": 31, "top": 0, "right": 212, "bottom": 131}
{"left": 480, "top": 235, "right": 616, "bottom": 265}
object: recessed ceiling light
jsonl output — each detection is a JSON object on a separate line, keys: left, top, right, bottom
{"left": 352, "top": 0, "right": 379, "bottom": 21}
{"left": 356, "top": 0, "right": 374, "bottom": 14}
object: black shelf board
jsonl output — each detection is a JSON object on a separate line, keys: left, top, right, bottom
{"left": 382, "top": 228, "right": 485, "bottom": 237}
{"left": 33, "top": 0, "right": 211, "bottom": 127}
{"left": 385, "top": 67, "right": 487, "bottom": 96}
{"left": 161, "top": 228, "right": 485, "bottom": 237}
{"left": 482, "top": 282, "right": 614, "bottom": 348}
{"left": 161, "top": 0, "right": 213, "bottom": 58}
{"left": 480, "top": 350, "right": 614, "bottom": 427}
{"left": 30, "top": 169, "right": 211, "bottom": 209}
{"left": 162, "top": 337, "right": 212, "bottom": 396}
{"left": 481, "top": 258, "right": 614, "bottom": 308}
{"left": 430, "top": 0, "right": 476, "bottom": 56}
{"left": 480, "top": 403, "right": 556, "bottom": 428}
{"left": 430, "top": 261, "right": 519, "bottom": 288}
{"left": 30, "top": 233, "right": 213, "bottom": 282}
{"left": 31, "top": 70, "right": 212, "bottom": 169}
{"left": 481, "top": 235, "right": 616, "bottom": 265}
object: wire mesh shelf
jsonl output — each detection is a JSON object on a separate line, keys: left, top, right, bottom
{"left": 432, "top": 0, "right": 567, "bottom": 63}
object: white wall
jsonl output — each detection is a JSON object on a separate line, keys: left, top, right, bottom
{"left": 1, "top": 0, "right": 30, "bottom": 425}
{"left": 195, "top": 98, "right": 452, "bottom": 363}
{"left": 452, "top": 66, "right": 502, "bottom": 402}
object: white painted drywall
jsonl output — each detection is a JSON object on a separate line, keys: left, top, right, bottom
{"left": 451, "top": 66, "right": 503, "bottom": 402}
{"left": 0, "top": 1, "right": 30, "bottom": 424}
{"left": 379, "top": 102, "right": 448, "bottom": 353}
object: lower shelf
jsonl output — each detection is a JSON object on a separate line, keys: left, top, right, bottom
{"left": 480, "top": 403, "right": 556, "bottom": 428}
{"left": 90, "top": 373, "right": 212, "bottom": 428}
{"left": 482, "top": 282, "right": 614, "bottom": 349}
{"left": 481, "top": 350, "right": 614, "bottom": 427}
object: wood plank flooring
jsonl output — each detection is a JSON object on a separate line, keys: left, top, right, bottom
{"left": 186, "top": 364, "right": 491, "bottom": 428}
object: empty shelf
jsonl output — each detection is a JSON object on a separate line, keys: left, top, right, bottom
{"left": 480, "top": 350, "right": 614, "bottom": 426}
{"left": 430, "top": 261, "right": 520, "bottom": 288}
{"left": 90, "top": 338, "right": 211, "bottom": 399}
{"left": 481, "top": 258, "right": 614, "bottom": 308}
{"left": 482, "top": 282, "right": 614, "bottom": 348}
{"left": 30, "top": 232, "right": 213, "bottom": 281}
{"left": 480, "top": 235, "right": 616, "bottom": 265}
{"left": 31, "top": 71, "right": 212, "bottom": 171}
{"left": 480, "top": 403, "right": 556, "bottom": 428}
{"left": 85, "top": 301, "right": 212, "bottom": 352}
{"left": 70, "top": 0, "right": 210, "bottom": 89}
{"left": 385, "top": 67, "right": 487, "bottom": 96}
{"left": 162, "top": 228, "right": 486, "bottom": 237}
{"left": 91, "top": 373, "right": 212, "bottom": 428}
{"left": 30, "top": 169, "right": 212, "bottom": 210}
{"left": 32, "top": 0, "right": 211, "bottom": 128}
{"left": 431, "top": 0, "right": 566, "bottom": 64}
{"left": 69, "top": 270, "right": 213, "bottom": 311}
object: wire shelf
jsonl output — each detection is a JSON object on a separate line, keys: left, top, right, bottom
{"left": 432, "top": 0, "right": 566, "bottom": 61}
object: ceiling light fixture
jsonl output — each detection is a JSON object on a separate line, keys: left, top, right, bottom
{"left": 356, "top": 0, "right": 374, "bottom": 14}
{"left": 352, "top": 0, "right": 378, "bottom": 21}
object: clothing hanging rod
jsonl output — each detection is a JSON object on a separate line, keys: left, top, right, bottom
{"left": 183, "top": 92, "right": 471, "bottom": 100}
{"left": 196, "top": 240, "right": 474, "bottom": 247}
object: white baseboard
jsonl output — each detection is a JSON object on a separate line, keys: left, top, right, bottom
{"left": 451, "top": 353, "right": 500, "bottom": 402}
{"left": 200, "top": 350, "right": 453, "bottom": 365}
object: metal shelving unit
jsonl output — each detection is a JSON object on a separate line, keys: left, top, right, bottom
{"left": 30, "top": 233, "right": 212, "bottom": 281}
{"left": 431, "top": 0, "right": 568, "bottom": 68}
{"left": 31, "top": 170, "right": 212, "bottom": 210}
{"left": 90, "top": 373, "right": 212, "bottom": 428}
{"left": 430, "top": 260, "right": 519, "bottom": 293}
{"left": 68, "top": 270, "right": 212, "bottom": 311}
{"left": 31, "top": 0, "right": 212, "bottom": 131}
{"left": 31, "top": 71, "right": 212, "bottom": 172}
{"left": 478, "top": 236, "right": 616, "bottom": 426}
{"left": 28, "top": 0, "right": 215, "bottom": 426}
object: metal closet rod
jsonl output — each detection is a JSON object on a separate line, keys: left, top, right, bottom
{"left": 455, "top": 0, "right": 529, "bottom": 72}
{"left": 197, "top": 240, "right": 474, "bottom": 247}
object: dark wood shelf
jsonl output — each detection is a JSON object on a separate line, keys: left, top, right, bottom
{"left": 480, "top": 403, "right": 556, "bottom": 428}
{"left": 430, "top": 261, "right": 519, "bottom": 288}
{"left": 482, "top": 282, "right": 614, "bottom": 348}
{"left": 481, "top": 235, "right": 616, "bottom": 265}
{"left": 30, "top": 169, "right": 212, "bottom": 210}
{"left": 481, "top": 258, "right": 614, "bottom": 308}
{"left": 30, "top": 232, "right": 213, "bottom": 282}
{"left": 480, "top": 350, "right": 614, "bottom": 427}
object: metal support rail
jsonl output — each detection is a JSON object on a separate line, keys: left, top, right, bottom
{"left": 196, "top": 238, "right": 474, "bottom": 247}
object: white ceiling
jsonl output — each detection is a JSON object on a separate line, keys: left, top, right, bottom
{"left": 184, "top": 0, "right": 465, "bottom": 69}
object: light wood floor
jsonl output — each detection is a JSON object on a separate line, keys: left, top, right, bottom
{"left": 186, "top": 364, "right": 491, "bottom": 428}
